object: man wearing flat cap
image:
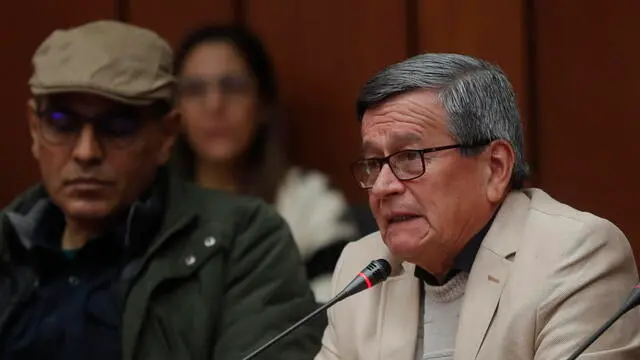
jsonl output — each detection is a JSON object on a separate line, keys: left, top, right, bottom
{"left": 0, "top": 20, "right": 324, "bottom": 360}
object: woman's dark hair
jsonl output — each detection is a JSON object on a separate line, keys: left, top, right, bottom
{"left": 171, "top": 24, "right": 289, "bottom": 203}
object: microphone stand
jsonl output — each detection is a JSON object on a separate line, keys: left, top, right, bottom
{"left": 566, "top": 284, "right": 640, "bottom": 360}
{"left": 240, "top": 297, "right": 340, "bottom": 360}
{"left": 240, "top": 259, "right": 391, "bottom": 360}
{"left": 566, "top": 306, "right": 629, "bottom": 360}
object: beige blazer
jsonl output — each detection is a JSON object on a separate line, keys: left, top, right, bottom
{"left": 315, "top": 189, "right": 640, "bottom": 360}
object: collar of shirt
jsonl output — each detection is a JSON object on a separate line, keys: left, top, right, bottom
{"left": 414, "top": 210, "right": 498, "bottom": 286}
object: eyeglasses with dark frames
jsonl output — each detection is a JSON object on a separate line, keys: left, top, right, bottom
{"left": 350, "top": 141, "right": 491, "bottom": 189}
{"left": 35, "top": 106, "right": 150, "bottom": 148}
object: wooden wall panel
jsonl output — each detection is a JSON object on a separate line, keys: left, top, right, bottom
{"left": 0, "top": 2, "right": 116, "bottom": 206}
{"left": 534, "top": 1, "right": 640, "bottom": 254}
{"left": 127, "top": 0, "right": 236, "bottom": 47}
{"left": 244, "top": 0, "right": 410, "bottom": 203}
{"left": 2, "top": 3, "right": 637, "bottom": 267}
{"left": 417, "top": 0, "right": 534, "bottom": 180}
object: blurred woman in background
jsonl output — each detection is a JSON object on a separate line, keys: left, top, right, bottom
{"left": 171, "top": 24, "right": 358, "bottom": 303}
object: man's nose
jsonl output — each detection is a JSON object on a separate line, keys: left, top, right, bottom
{"left": 370, "top": 164, "right": 404, "bottom": 198}
{"left": 72, "top": 125, "right": 104, "bottom": 166}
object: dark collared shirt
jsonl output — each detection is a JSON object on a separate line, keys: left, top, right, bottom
{"left": 414, "top": 213, "right": 497, "bottom": 286}
{"left": 0, "top": 183, "right": 164, "bottom": 360}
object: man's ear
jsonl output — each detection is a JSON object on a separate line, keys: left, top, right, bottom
{"left": 486, "top": 140, "right": 515, "bottom": 203}
{"left": 27, "top": 99, "right": 40, "bottom": 160}
{"left": 156, "top": 108, "right": 180, "bottom": 165}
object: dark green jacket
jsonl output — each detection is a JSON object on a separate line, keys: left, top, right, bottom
{"left": 0, "top": 172, "right": 325, "bottom": 359}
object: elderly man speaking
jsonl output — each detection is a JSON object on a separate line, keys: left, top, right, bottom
{"left": 315, "top": 53, "right": 640, "bottom": 360}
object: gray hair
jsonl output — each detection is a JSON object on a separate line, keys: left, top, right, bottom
{"left": 356, "top": 53, "right": 529, "bottom": 189}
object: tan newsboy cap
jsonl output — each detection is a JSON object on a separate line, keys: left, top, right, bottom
{"left": 29, "top": 20, "right": 174, "bottom": 105}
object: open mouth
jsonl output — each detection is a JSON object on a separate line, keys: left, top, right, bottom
{"left": 388, "top": 214, "right": 422, "bottom": 224}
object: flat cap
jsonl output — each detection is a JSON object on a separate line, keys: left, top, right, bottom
{"left": 29, "top": 20, "right": 174, "bottom": 105}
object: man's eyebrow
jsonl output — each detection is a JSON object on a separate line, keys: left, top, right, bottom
{"left": 361, "top": 139, "right": 376, "bottom": 154}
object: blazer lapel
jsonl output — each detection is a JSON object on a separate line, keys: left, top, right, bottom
{"left": 454, "top": 248, "right": 509, "bottom": 360}
{"left": 454, "top": 191, "right": 531, "bottom": 360}
{"left": 379, "top": 262, "right": 421, "bottom": 360}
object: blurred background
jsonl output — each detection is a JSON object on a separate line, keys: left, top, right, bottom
{"left": 1, "top": 1, "right": 639, "bottom": 263}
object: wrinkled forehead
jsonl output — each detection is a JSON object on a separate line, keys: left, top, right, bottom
{"left": 361, "top": 130, "right": 424, "bottom": 153}
{"left": 360, "top": 90, "right": 451, "bottom": 153}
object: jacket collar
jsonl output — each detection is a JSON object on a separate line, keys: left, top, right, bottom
{"left": 0, "top": 167, "right": 194, "bottom": 263}
{"left": 453, "top": 190, "right": 530, "bottom": 359}
{"left": 142, "top": 168, "right": 197, "bottom": 256}
{"left": 414, "top": 211, "right": 497, "bottom": 286}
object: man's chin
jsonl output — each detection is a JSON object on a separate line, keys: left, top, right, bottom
{"left": 382, "top": 231, "right": 428, "bottom": 260}
{"left": 61, "top": 200, "right": 117, "bottom": 220}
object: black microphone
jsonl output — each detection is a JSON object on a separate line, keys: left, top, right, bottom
{"left": 566, "top": 283, "right": 640, "bottom": 360}
{"left": 240, "top": 259, "right": 393, "bottom": 360}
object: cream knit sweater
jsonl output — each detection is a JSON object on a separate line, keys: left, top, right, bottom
{"left": 417, "top": 272, "right": 469, "bottom": 360}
